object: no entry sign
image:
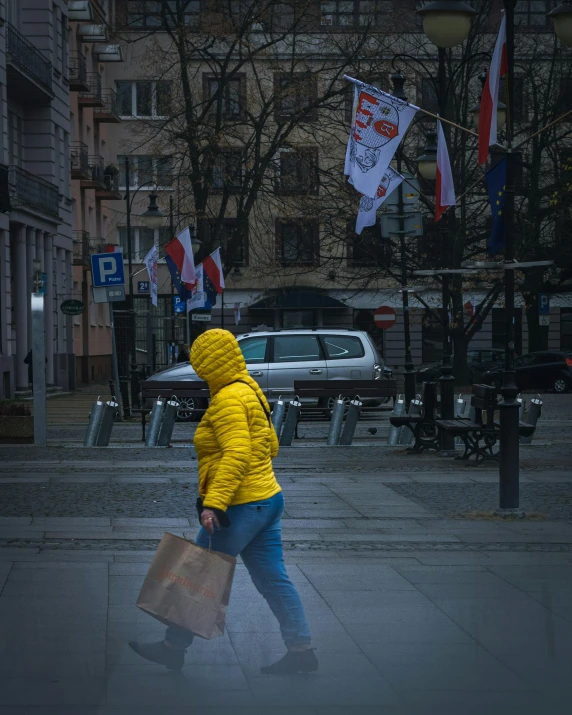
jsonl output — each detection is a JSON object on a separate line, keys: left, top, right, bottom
{"left": 374, "top": 306, "right": 396, "bottom": 329}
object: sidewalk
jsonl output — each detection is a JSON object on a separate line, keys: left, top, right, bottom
{"left": 0, "top": 443, "right": 571, "bottom": 715}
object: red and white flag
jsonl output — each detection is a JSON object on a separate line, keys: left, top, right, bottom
{"left": 164, "top": 227, "right": 196, "bottom": 285}
{"left": 202, "top": 247, "right": 225, "bottom": 294}
{"left": 435, "top": 119, "right": 455, "bottom": 223}
{"left": 478, "top": 12, "right": 507, "bottom": 165}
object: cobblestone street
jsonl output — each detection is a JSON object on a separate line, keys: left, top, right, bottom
{"left": 1, "top": 397, "right": 572, "bottom": 714}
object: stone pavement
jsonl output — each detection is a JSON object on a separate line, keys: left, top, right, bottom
{"left": 0, "top": 437, "right": 571, "bottom": 714}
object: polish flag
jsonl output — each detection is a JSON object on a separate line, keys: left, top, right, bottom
{"left": 478, "top": 12, "right": 508, "bottom": 165}
{"left": 202, "top": 247, "right": 225, "bottom": 294}
{"left": 164, "top": 227, "right": 196, "bottom": 285}
{"left": 435, "top": 119, "right": 456, "bottom": 223}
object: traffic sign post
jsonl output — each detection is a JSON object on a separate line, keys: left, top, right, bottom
{"left": 91, "top": 253, "right": 125, "bottom": 288}
{"left": 374, "top": 306, "right": 397, "bottom": 330}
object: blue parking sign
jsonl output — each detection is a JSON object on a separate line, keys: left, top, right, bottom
{"left": 91, "top": 253, "right": 125, "bottom": 287}
{"left": 173, "top": 296, "right": 185, "bottom": 314}
{"left": 538, "top": 294, "right": 550, "bottom": 315}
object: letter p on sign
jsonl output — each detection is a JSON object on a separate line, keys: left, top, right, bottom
{"left": 100, "top": 257, "right": 117, "bottom": 282}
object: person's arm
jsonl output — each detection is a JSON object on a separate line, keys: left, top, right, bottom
{"left": 202, "top": 395, "right": 252, "bottom": 512}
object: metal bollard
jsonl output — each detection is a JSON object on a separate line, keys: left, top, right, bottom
{"left": 399, "top": 396, "right": 423, "bottom": 445}
{"left": 339, "top": 398, "right": 362, "bottom": 446}
{"left": 96, "top": 400, "right": 118, "bottom": 446}
{"left": 84, "top": 397, "right": 105, "bottom": 447}
{"left": 521, "top": 396, "right": 542, "bottom": 444}
{"left": 279, "top": 399, "right": 301, "bottom": 446}
{"left": 455, "top": 394, "right": 466, "bottom": 446}
{"left": 327, "top": 397, "right": 346, "bottom": 446}
{"left": 271, "top": 397, "right": 286, "bottom": 439}
{"left": 387, "top": 394, "right": 405, "bottom": 445}
{"left": 145, "top": 398, "right": 165, "bottom": 447}
{"left": 157, "top": 399, "right": 180, "bottom": 447}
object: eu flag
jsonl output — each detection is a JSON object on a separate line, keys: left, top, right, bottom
{"left": 165, "top": 255, "right": 191, "bottom": 301}
{"left": 486, "top": 157, "right": 506, "bottom": 256}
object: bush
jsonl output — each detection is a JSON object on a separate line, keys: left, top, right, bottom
{"left": 0, "top": 403, "right": 32, "bottom": 416}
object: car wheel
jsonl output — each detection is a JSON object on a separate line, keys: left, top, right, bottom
{"left": 176, "top": 397, "right": 207, "bottom": 422}
{"left": 553, "top": 377, "right": 568, "bottom": 394}
{"left": 320, "top": 396, "right": 351, "bottom": 419}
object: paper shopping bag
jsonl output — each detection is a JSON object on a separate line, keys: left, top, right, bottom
{"left": 136, "top": 532, "right": 236, "bottom": 640}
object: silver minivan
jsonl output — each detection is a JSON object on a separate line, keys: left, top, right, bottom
{"left": 147, "top": 329, "right": 390, "bottom": 420}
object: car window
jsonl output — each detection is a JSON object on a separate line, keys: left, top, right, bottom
{"left": 467, "top": 351, "right": 479, "bottom": 363}
{"left": 536, "top": 353, "right": 563, "bottom": 364}
{"left": 239, "top": 337, "right": 268, "bottom": 364}
{"left": 322, "top": 335, "right": 365, "bottom": 360}
{"left": 273, "top": 335, "right": 322, "bottom": 363}
{"left": 515, "top": 354, "right": 535, "bottom": 367}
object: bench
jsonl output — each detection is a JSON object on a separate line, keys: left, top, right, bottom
{"left": 140, "top": 380, "right": 210, "bottom": 441}
{"left": 389, "top": 381, "right": 440, "bottom": 454}
{"left": 435, "top": 384, "right": 537, "bottom": 465}
{"left": 292, "top": 379, "right": 397, "bottom": 413}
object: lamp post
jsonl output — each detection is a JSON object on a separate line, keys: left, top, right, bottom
{"left": 391, "top": 70, "right": 416, "bottom": 408}
{"left": 124, "top": 154, "right": 165, "bottom": 415}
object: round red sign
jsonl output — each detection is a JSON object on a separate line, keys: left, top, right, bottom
{"left": 374, "top": 306, "right": 396, "bottom": 329}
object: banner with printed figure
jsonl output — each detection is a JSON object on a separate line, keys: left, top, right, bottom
{"left": 143, "top": 245, "right": 158, "bottom": 307}
{"left": 355, "top": 167, "right": 404, "bottom": 235}
{"left": 345, "top": 80, "right": 418, "bottom": 199}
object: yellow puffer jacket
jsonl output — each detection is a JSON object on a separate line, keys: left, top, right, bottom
{"left": 191, "top": 329, "right": 281, "bottom": 512}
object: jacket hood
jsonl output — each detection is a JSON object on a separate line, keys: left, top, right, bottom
{"left": 191, "top": 329, "right": 249, "bottom": 394}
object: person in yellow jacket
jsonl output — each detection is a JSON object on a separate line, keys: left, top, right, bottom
{"left": 130, "top": 329, "right": 317, "bottom": 674}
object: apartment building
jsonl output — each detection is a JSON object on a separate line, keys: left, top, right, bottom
{"left": 0, "top": 0, "right": 74, "bottom": 397}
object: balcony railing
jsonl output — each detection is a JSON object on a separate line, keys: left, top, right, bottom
{"left": 72, "top": 231, "right": 109, "bottom": 264}
{"left": 71, "top": 141, "right": 90, "bottom": 179}
{"left": 0, "top": 165, "right": 11, "bottom": 213}
{"left": 79, "top": 72, "right": 103, "bottom": 106}
{"left": 6, "top": 22, "right": 53, "bottom": 95}
{"left": 96, "top": 170, "right": 122, "bottom": 199}
{"left": 8, "top": 165, "right": 60, "bottom": 219}
{"left": 94, "top": 89, "right": 121, "bottom": 123}
{"left": 69, "top": 51, "right": 88, "bottom": 91}
{"left": 88, "top": 155, "right": 105, "bottom": 187}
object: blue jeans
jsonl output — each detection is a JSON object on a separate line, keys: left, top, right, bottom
{"left": 165, "top": 491, "right": 311, "bottom": 650}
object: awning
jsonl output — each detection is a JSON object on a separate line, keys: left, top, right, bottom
{"left": 249, "top": 290, "right": 347, "bottom": 310}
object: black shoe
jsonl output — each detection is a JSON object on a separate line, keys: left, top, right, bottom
{"left": 128, "top": 640, "right": 185, "bottom": 671}
{"left": 260, "top": 648, "right": 318, "bottom": 675}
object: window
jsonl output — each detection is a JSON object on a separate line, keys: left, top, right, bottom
{"left": 211, "top": 150, "right": 243, "bottom": 192}
{"left": 273, "top": 335, "right": 323, "bottom": 362}
{"left": 204, "top": 76, "right": 245, "bottom": 118}
{"left": 515, "top": 353, "right": 535, "bottom": 367}
{"left": 126, "top": 0, "right": 200, "bottom": 29}
{"left": 197, "top": 219, "right": 248, "bottom": 266}
{"left": 322, "top": 335, "right": 365, "bottom": 360}
{"left": 276, "top": 148, "right": 319, "bottom": 195}
{"left": 492, "top": 308, "right": 523, "bottom": 355}
{"left": 561, "top": 309, "right": 572, "bottom": 351}
{"left": 275, "top": 73, "right": 318, "bottom": 121}
{"left": 321, "top": 1, "right": 391, "bottom": 27}
{"left": 118, "top": 227, "right": 157, "bottom": 262}
{"left": 515, "top": 1, "right": 554, "bottom": 26}
{"left": 421, "top": 78, "right": 439, "bottom": 113}
{"left": 116, "top": 80, "right": 172, "bottom": 118}
{"left": 239, "top": 337, "right": 268, "bottom": 363}
{"left": 277, "top": 220, "right": 319, "bottom": 265}
{"left": 348, "top": 224, "right": 391, "bottom": 267}
{"left": 118, "top": 155, "right": 173, "bottom": 188}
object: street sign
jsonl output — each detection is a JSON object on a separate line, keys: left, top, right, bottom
{"left": 538, "top": 294, "right": 550, "bottom": 315}
{"left": 374, "top": 306, "right": 397, "bottom": 329}
{"left": 60, "top": 299, "right": 85, "bottom": 315}
{"left": 173, "top": 296, "right": 185, "bottom": 314}
{"left": 138, "top": 281, "right": 150, "bottom": 294}
{"left": 380, "top": 211, "right": 423, "bottom": 238}
{"left": 92, "top": 285, "right": 126, "bottom": 304}
{"left": 385, "top": 172, "right": 420, "bottom": 206}
{"left": 539, "top": 315, "right": 550, "bottom": 327}
{"left": 91, "top": 252, "right": 125, "bottom": 287}
{"left": 192, "top": 313, "right": 212, "bottom": 322}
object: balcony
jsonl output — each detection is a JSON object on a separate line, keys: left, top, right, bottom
{"left": 79, "top": 72, "right": 103, "bottom": 107}
{"left": 71, "top": 142, "right": 91, "bottom": 180}
{"left": 94, "top": 89, "right": 121, "bottom": 124}
{"left": 69, "top": 51, "right": 89, "bottom": 92}
{"left": 84, "top": 155, "right": 106, "bottom": 190}
{"left": 7, "top": 165, "right": 60, "bottom": 220}
{"left": 96, "top": 170, "right": 122, "bottom": 200}
{"left": 72, "top": 231, "right": 110, "bottom": 265}
{"left": 0, "top": 165, "right": 12, "bottom": 214}
{"left": 6, "top": 22, "right": 54, "bottom": 105}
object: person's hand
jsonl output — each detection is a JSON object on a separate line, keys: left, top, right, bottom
{"left": 200, "top": 508, "right": 220, "bottom": 535}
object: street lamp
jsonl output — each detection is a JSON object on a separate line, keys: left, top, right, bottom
{"left": 140, "top": 192, "right": 165, "bottom": 230}
{"left": 416, "top": 130, "right": 438, "bottom": 181}
{"left": 548, "top": 3, "right": 572, "bottom": 46}
{"left": 417, "top": 0, "right": 478, "bottom": 48}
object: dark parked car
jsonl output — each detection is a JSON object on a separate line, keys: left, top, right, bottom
{"left": 484, "top": 351, "right": 572, "bottom": 393}
{"left": 416, "top": 349, "right": 505, "bottom": 384}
